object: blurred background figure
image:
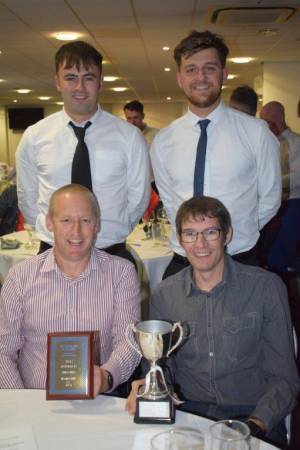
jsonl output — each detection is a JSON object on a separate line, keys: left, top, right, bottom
{"left": 124, "top": 100, "right": 158, "bottom": 148}
{"left": 229, "top": 85, "right": 258, "bottom": 116}
{"left": 0, "top": 184, "right": 19, "bottom": 236}
{"left": 259, "top": 101, "right": 300, "bottom": 277}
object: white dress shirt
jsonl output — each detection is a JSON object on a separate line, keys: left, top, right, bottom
{"left": 280, "top": 127, "right": 300, "bottom": 200}
{"left": 16, "top": 107, "right": 150, "bottom": 248}
{"left": 151, "top": 101, "right": 281, "bottom": 256}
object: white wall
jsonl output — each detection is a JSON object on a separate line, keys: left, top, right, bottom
{"left": 263, "top": 62, "right": 300, "bottom": 133}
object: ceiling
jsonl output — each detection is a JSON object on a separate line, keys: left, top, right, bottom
{"left": 0, "top": 0, "right": 299, "bottom": 107}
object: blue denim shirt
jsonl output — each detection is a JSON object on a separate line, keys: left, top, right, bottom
{"left": 150, "top": 255, "right": 300, "bottom": 431}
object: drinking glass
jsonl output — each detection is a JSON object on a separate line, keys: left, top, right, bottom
{"left": 209, "top": 420, "right": 250, "bottom": 450}
{"left": 151, "top": 427, "right": 204, "bottom": 450}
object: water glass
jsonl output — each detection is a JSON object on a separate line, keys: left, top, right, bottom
{"left": 209, "top": 420, "right": 250, "bottom": 450}
{"left": 151, "top": 427, "right": 204, "bottom": 450}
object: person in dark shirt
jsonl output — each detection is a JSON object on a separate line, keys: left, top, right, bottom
{"left": 126, "top": 196, "right": 300, "bottom": 449}
{"left": 0, "top": 184, "right": 18, "bottom": 236}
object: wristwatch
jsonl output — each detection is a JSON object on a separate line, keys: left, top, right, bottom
{"left": 245, "top": 420, "right": 266, "bottom": 439}
{"left": 105, "top": 370, "right": 114, "bottom": 391}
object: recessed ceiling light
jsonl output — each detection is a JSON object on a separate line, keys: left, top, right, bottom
{"left": 53, "top": 32, "right": 81, "bottom": 41}
{"left": 230, "top": 57, "right": 254, "bottom": 64}
{"left": 227, "top": 74, "right": 237, "bottom": 80}
{"left": 56, "top": 101, "right": 64, "bottom": 106}
{"left": 221, "top": 85, "right": 227, "bottom": 90}
{"left": 16, "top": 89, "right": 31, "bottom": 94}
{"left": 38, "top": 96, "right": 51, "bottom": 101}
{"left": 166, "top": 96, "right": 172, "bottom": 100}
{"left": 0, "top": 78, "right": 5, "bottom": 82}
{"left": 164, "top": 67, "right": 171, "bottom": 72}
{"left": 112, "top": 87, "right": 128, "bottom": 92}
{"left": 162, "top": 46, "right": 170, "bottom": 51}
{"left": 259, "top": 28, "right": 278, "bottom": 37}
{"left": 13, "top": 99, "right": 18, "bottom": 103}
{"left": 103, "top": 76, "right": 118, "bottom": 82}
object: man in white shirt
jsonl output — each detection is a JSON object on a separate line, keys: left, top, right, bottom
{"left": 260, "top": 101, "right": 300, "bottom": 275}
{"left": 124, "top": 100, "right": 158, "bottom": 148}
{"left": 124, "top": 100, "right": 158, "bottom": 189}
{"left": 16, "top": 41, "right": 150, "bottom": 262}
{"left": 151, "top": 30, "right": 281, "bottom": 277}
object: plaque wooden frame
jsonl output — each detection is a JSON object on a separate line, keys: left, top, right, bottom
{"left": 46, "top": 331, "right": 94, "bottom": 400}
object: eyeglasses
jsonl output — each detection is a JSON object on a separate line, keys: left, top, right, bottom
{"left": 181, "top": 227, "right": 222, "bottom": 243}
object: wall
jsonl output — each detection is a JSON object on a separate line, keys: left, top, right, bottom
{"left": 263, "top": 61, "right": 300, "bottom": 133}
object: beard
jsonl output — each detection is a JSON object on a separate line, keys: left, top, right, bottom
{"left": 186, "top": 86, "right": 222, "bottom": 110}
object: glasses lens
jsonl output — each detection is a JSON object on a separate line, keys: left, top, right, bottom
{"left": 203, "top": 228, "right": 220, "bottom": 241}
{"left": 181, "top": 231, "right": 197, "bottom": 242}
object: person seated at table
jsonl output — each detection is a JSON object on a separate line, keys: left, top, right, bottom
{"left": 126, "top": 196, "right": 300, "bottom": 449}
{"left": 0, "top": 184, "right": 141, "bottom": 396}
{"left": 0, "top": 183, "right": 19, "bottom": 236}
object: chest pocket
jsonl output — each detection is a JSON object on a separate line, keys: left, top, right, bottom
{"left": 222, "top": 313, "right": 258, "bottom": 362}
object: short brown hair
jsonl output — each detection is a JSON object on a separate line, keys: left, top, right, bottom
{"left": 48, "top": 184, "right": 100, "bottom": 221}
{"left": 176, "top": 196, "right": 231, "bottom": 236}
{"left": 174, "top": 30, "right": 229, "bottom": 68}
{"left": 55, "top": 41, "right": 103, "bottom": 73}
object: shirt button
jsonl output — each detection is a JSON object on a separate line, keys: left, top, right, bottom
{"left": 209, "top": 352, "right": 214, "bottom": 357}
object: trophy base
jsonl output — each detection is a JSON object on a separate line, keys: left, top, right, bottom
{"left": 134, "top": 396, "right": 175, "bottom": 424}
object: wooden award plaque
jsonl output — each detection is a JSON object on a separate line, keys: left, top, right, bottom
{"left": 46, "top": 331, "right": 94, "bottom": 400}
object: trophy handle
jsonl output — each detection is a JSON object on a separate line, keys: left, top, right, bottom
{"left": 166, "top": 322, "right": 184, "bottom": 357}
{"left": 125, "top": 324, "right": 142, "bottom": 357}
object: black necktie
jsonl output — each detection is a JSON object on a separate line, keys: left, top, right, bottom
{"left": 69, "top": 121, "right": 92, "bottom": 191}
{"left": 193, "top": 119, "right": 210, "bottom": 197}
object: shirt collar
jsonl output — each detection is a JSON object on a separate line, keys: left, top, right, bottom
{"left": 62, "top": 105, "right": 102, "bottom": 128}
{"left": 41, "top": 247, "right": 100, "bottom": 279}
{"left": 185, "top": 253, "right": 241, "bottom": 297}
{"left": 186, "top": 100, "right": 226, "bottom": 129}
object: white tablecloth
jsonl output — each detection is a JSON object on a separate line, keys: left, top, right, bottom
{"left": 0, "top": 230, "right": 39, "bottom": 283}
{"left": 127, "top": 224, "right": 172, "bottom": 292}
{"left": 0, "top": 390, "right": 277, "bottom": 450}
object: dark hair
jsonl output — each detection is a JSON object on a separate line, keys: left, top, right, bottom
{"left": 55, "top": 41, "right": 103, "bottom": 73}
{"left": 174, "top": 30, "right": 229, "bottom": 68}
{"left": 123, "top": 100, "right": 144, "bottom": 114}
{"left": 176, "top": 196, "right": 231, "bottom": 236}
{"left": 230, "top": 85, "right": 258, "bottom": 116}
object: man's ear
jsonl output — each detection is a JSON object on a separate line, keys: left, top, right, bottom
{"left": 45, "top": 213, "right": 53, "bottom": 232}
{"left": 224, "top": 226, "right": 233, "bottom": 246}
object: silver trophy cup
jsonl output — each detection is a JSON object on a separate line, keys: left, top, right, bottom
{"left": 126, "top": 320, "right": 183, "bottom": 415}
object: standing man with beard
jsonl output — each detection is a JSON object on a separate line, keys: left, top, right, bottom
{"left": 151, "top": 30, "right": 281, "bottom": 277}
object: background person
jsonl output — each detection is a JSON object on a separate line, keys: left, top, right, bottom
{"left": 229, "top": 85, "right": 258, "bottom": 116}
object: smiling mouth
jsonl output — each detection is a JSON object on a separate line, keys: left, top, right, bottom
{"left": 68, "top": 239, "right": 83, "bottom": 246}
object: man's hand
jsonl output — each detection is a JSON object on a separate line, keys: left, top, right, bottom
{"left": 93, "top": 365, "right": 110, "bottom": 397}
{"left": 125, "top": 379, "right": 145, "bottom": 415}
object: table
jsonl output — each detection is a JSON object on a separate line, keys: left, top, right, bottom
{"left": 0, "top": 230, "right": 39, "bottom": 283}
{"left": 126, "top": 224, "right": 172, "bottom": 291}
{"left": 0, "top": 390, "right": 278, "bottom": 450}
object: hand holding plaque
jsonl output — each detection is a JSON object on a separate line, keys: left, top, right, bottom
{"left": 46, "top": 332, "right": 94, "bottom": 400}
{"left": 126, "top": 320, "right": 183, "bottom": 424}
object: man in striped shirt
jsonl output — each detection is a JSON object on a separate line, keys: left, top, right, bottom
{"left": 0, "top": 184, "right": 141, "bottom": 394}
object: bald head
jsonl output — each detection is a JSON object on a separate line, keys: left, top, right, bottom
{"left": 260, "top": 101, "right": 287, "bottom": 136}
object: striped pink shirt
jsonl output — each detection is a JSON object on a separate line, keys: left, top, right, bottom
{"left": 0, "top": 248, "right": 141, "bottom": 389}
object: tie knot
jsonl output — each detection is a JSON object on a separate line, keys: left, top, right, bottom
{"left": 198, "top": 119, "right": 210, "bottom": 131}
{"left": 69, "top": 121, "right": 91, "bottom": 141}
